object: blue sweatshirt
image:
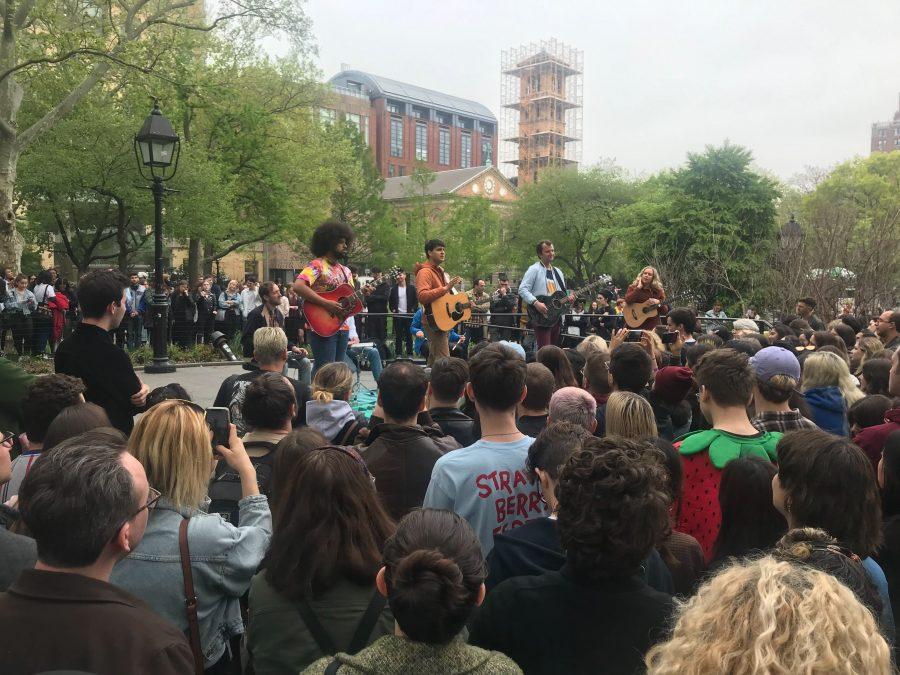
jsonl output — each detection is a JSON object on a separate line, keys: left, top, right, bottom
{"left": 423, "top": 436, "right": 545, "bottom": 555}
{"left": 803, "top": 386, "right": 849, "bottom": 436}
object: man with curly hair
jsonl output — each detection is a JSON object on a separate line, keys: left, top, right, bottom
{"left": 470, "top": 436, "right": 674, "bottom": 674}
{"left": 293, "top": 221, "right": 370, "bottom": 374}
{"left": 1, "top": 373, "right": 85, "bottom": 501}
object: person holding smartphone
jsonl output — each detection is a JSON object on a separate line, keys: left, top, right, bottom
{"left": 110, "top": 400, "right": 271, "bottom": 672}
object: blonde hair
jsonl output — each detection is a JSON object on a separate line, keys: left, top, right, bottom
{"left": 631, "top": 266, "right": 663, "bottom": 292}
{"left": 856, "top": 336, "right": 886, "bottom": 374}
{"left": 127, "top": 400, "right": 212, "bottom": 509}
{"left": 645, "top": 556, "right": 891, "bottom": 675}
{"left": 801, "top": 351, "right": 864, "bottom": 405}
{"left": 226, "top": 279, "right": 239, "bottom": 293}
{"left": 605, "top": 391, "right": 658, "bottom": 439}
{"left": 253, "top": 327, "right": 288, "bottom": 365}
{"left": 576, "top": 334, "right": 609, "bottom": 358}
{"left": 311, "top": 362, "right": 354, "bottom": 403}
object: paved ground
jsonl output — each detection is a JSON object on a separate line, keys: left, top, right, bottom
{"left": 140, "top": 362, "right": 377, "bottom": 408}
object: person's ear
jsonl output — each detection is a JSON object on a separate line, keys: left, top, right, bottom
{"left": 699, "top": 385, "right": 711, "bottom": 403}
{"left": 475, "top": 582, "right": 486, "bottom": 607}
{"left": 114, "top": 521, "right": 133, "bottom": 556}
{"left": 375, "top": 566, "right": 389, "bottom": 598}
{"left": 590, "top": 417, "right": 598, "bottom": 433}
{"left": 377, "top": 392, "right": 383, "bottom": 407}
{"left": 518, "top": 384, "right": 528, "bottom": 405}
{"left": 465, "top": 381, "right": 475, "bottom": 401}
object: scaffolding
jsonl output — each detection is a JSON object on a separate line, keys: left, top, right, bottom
{"left": 501, "top": 39, "right": 583, "bottom": 186}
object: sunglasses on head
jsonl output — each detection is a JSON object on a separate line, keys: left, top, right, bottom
{"left": 318, "top": 444, "right": 375, "bottom": 482}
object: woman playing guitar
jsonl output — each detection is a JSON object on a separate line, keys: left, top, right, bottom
{"left": 623, "top": 266, "right": 666, "bottom": 330}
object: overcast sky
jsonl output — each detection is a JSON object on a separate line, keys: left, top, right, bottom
{"left": 302, "top": 0, "right": 900, "bottom": 181}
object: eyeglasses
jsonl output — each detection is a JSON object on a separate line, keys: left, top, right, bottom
{"left": 319, "top": 444, "right": 375, "bottom": 483}
{"left": 110, "top": 486, "right": 161, "bottom": 542}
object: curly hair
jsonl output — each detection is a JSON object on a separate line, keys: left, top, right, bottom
{"left": 22, "top": 374, "right": 86, "bottom": 443}
{"left": 645, "top": 557, "right": 891, "bottom": 675}
{"left": 309, "top": 221, "right": 355, "bottom": 258}
{"left": 775, "top": 429, "right": 882, "bottom": 557}
{"left": 556, "top": 437, "right": 670, "bottom": 580}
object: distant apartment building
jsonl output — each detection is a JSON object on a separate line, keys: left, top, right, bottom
{"left": 326, "top": 69, "right": 498, "bottom": 179}
{"left": 871, "top": 94, "right": 900, "bottom": 154}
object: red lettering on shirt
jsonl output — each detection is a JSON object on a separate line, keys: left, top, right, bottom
{"left": 513, "top": 470, "right": 529, "bottom": 488}
{"left": 476, "top": 474, "right": 491, "bottom": 498}
{"left": 498, "top": 470, "right": 511, "bottom": 494}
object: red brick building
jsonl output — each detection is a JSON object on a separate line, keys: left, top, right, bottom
{"left": 326, "top": 69, "right": 498, "bottom": 179}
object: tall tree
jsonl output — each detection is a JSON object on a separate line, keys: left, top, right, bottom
{"left": 0, "top": 0, "right": 310, "bottom": 270}
{"left": 440, "top": 196, "right": 501, "bottom": 284}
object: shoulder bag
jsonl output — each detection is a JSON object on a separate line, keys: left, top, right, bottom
{"left": 179, "top": 517, "right": 205, "bottom": 675}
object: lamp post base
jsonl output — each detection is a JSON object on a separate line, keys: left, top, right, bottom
{"left": 144, "top": 360, "right": 176, "bottom": 374}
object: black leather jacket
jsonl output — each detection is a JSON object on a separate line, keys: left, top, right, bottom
{"left": 427, "top": 407, "right": 477, "bottom": 447}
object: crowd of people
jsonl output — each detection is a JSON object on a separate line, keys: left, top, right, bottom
{"left": 0, "top": 225, "right": 900, "bottom": 673}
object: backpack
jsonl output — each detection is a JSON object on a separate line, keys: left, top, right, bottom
{"left": 208, "top": 442, "right": 277, "bottom": 525}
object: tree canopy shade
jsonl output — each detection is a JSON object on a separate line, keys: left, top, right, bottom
{"left": 0, "top": 0, "right": 314, "bottom": 271}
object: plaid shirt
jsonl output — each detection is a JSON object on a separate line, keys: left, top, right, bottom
{"left": 752, "top": 410, "right": 819, "bottom": 433}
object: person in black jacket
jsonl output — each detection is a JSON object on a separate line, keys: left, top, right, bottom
{"left": 489, "top": 274, "right": 517, "bottom": 342}
{"left": 426, "top": 356, "right": 477, "bottom": 447}
{"left": 169, "top": 280, "right": 195, "bottom": 349}
{"left": 365, "top": 268, "right": 390, "bottom": 348}
{"left": 362, "top": 361, "right": 460, "bottom": 520}
{"left": 192, "top": 279, "right": 216, "bottom": 345}
{"left": 470, "top": 436, "right": 674, "bottom": 675}
{"left": 55, "top": 270, "right": 149, "bottom": 434}
{"left": 389, "top": 269, "right": 417, "bottom": 358}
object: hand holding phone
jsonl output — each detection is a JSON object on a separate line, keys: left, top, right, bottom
{"left": 205, "top": 407, "right": 231, "bottom": 456}
{"left": 625, "top": 330, "right": 643, "bottom": 343}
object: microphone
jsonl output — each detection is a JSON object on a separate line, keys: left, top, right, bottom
{"left": 210, "top": 331, "right": 238, "bottom": 362}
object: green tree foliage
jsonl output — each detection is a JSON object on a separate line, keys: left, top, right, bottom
{"left": 798, "top": 152, "right": 900, "bottom": 314}
{"left": 625, "top": 143, "right": 780, "bottom": 310}
{"left": 509, "top": 167, "right": 636, "bottom": 285}
{"left": 439, "top": 196, "right": 501, "bottom": 284}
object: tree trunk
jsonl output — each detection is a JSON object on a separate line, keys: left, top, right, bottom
{"left": 116, "top": 198, "right": 130, "bottom": 272}
{"left": 202, "top": 241, "right": 214, "bottom": 276}
{"left": 187, "top": 237, "right": 202, "bottom": 283}
{"left": 0, "top": 143, "right": 21, "bottom": 270}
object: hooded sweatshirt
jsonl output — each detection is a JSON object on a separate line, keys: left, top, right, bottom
{"left": 305, "top": 399, "right": 360, "bottom": 443}
{"left": 855, "top": 408, "right": 900, "bottom": 470}
{"left": 803, "top": 386, "right": 849, "bottom": 436}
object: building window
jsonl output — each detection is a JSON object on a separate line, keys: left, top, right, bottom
{"left": 346, "top": 113, "right": 368, "bottom": 145}
{"left": 388, "top": 163, "right": 395, "bottom": 177}
{"left": 319, "top": 108, "right": 336, "bottom": 125}
{"left": 412, "top": 105, "right": 429, "bottom": 120}
{"left": 461, "top": 133, "right": 472, "bottom": 168}
{"left": 386, "top": 99, "right": 402, "bottom": 114}
{"left": 439, "top": 128, "right": 450, "bottom": 165}
{"left": 415, "top": 123, "right": 428, "bottom": 161}
{"left": 479, "top": 121, "right": 494, "bottom": 136}
{"left": 390, "top": 117, "right": 403, "bottom": 157}
{"left": 346, "top": 80, "right": 362, "bottom": 92}
{"left": 458, "top": 117, "right": 473, "bottom": 131}
{"left": 481, "top": 138, "right": 493, "bottom": 166}
{"left": 436, "top": 111, "right": 452, "bottom": 125}
{"left": 398, "top": 165, "right": 405, "bottom": 176}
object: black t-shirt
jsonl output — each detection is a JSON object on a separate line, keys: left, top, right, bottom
{"left": 470, "top": 564, "right": 673, "bottom": 675}
{"left": 212, "top": 368, "right": 309, "bottom": 435}
{"left": 516, "top": 414, "right": 548, "bottom": 437}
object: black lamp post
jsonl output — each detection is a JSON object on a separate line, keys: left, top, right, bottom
{"left": 134, "top": 102, "right": 180, "bottom": 374}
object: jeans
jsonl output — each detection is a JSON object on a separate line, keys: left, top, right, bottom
{"left": 309, "top": 329, "right": 349, "bottom": 376}
{"left": 422, "top": 322, "right": 449, "bottom": 366}
{"left": 345, "top": 345, "right": 383, "bottom": 382}
{"left": 127, "top": 315, "right": 144, "bottom": 350}
{"left": 31, "top": 315, "right": 52, "bottom": 355}
{"left": 285, "top": 356, "right": 312, "bottom": 386}
{"left": 6, "top": 313, "right": 31, "bottom": 355}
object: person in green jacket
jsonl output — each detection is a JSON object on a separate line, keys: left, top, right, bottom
{"left": 304, "top": 509, "right": 521, "bottom": 675}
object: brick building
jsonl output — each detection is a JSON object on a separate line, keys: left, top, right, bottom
{"left": 327, "top": 69, "right": 498, "bottom": 179}
{"left": 871, "top": 93, "right": 900, "bottom": 154}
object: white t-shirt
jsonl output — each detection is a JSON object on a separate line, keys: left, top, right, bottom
{"left": 34, "top": 283, "right": 56, "bottom": 303}
{"left": 397, "top": 285, "right": 408, "bottom": 314}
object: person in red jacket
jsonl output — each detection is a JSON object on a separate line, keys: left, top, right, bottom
{"left": 855, "top": 349, "right": 900, "bottom": 469}
{"left": 623, "top": 266, "right": 666, "bottom": 330}
{"left": 675, "top": 348, "right": 782, "bottom": 561}
{"left": 414, "top": 238, "right": 461, "bottom": 366}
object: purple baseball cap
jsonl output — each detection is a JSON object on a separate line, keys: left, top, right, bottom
{"left": 749, "top": 346, "right": 801, "bottom": 382}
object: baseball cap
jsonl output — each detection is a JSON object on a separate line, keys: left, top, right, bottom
{"left": 749, "top": 346, "right": 801, "bottom": 382}
{"left": 498, "top": 340, "right": 526, "bottom": 360}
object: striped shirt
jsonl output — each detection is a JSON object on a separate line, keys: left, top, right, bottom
{"left": 751, "top": 410, "right": 819, "bottom": 434}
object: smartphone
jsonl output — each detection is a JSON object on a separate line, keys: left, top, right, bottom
{"left": 205, "top": 407, "right": 230, "bottom": 455}
{"left": 661, "top": 331, "right": 679, "bottom": 345}
{"left": 626, "top": 330, "right": 643, "bottom": 342}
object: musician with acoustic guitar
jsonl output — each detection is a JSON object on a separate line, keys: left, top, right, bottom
{"left": 623, "top": 266, "right": 666, "bottom": 330}
{"left": 414, "top": 238, "right": 462, "bottom": 366}
{"left": 518, "top": 240, "right": 575, "bottom": 348}
{"left": 293, "top": 221, "right": 372, "bottom": 375}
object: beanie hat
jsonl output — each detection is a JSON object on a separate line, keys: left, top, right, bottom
{"left": 732, "top": 318, "right": 758, "bottom": 333}
{"left": 653, "top": 366, "right": 694, "bottom": 404}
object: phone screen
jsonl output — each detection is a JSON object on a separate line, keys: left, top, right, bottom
{"left": 626, "top": 330, "right": 643, "bottom": 342}
{"left": 661, "top": 331, "right": 679, "bottom": 345}
{"left": 205, "top": 407, "right": 230, "bottom": 454}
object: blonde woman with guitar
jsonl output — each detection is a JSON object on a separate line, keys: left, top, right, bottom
{"left": 623, "top": 266, "right": 666, "bottom": 330}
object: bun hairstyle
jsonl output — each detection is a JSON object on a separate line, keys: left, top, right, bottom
{"left": 311, "top": 361, "right": 354, "bottom": 403}
{"left": 382, "top": 509, "right": 485, "bottom": 645}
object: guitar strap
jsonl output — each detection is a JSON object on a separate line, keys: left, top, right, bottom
{"left": 546, "top": 267, "right": 566, "bottom": 294}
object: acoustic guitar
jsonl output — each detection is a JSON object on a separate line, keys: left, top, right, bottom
{"left": 526, "top": 277, "right": 609, "bottom": 329}
{"left": 303, "top": 267, "right": 400, "bottom": 337}
{"left": 427, "top": 287, "right": 473, "bottom": 332}
{"left": 622, "top": 300, "right": 660, "bottom": 328}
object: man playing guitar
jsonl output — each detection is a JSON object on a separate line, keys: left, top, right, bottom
{"left": 518, "top": 240, "right": 575, "bottom": 348}
{"left": 414, "top": 238, "right": 461, "bottom": 366}
{"left": 293, "top": 221, "right": 371, "bottom": 375}
{"left": 623, "top": 266, "right": 666, "bottom": 330}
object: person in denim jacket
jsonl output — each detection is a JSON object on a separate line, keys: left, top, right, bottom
{"left": 110, "top": 399, "right": 272, "bottom": 671}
